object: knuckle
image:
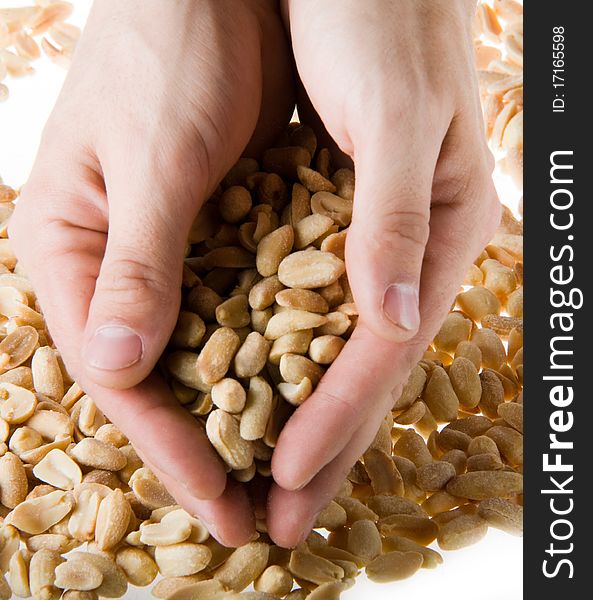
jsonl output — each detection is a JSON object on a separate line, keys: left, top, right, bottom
{"left": 313, "top": 386, "right": 360, "bottom": 422}
{"left": 378, "top": 208, "right": 430, "bottom": 255}
{"left": 95, "top": 254, "right": 179, "bottom": 310}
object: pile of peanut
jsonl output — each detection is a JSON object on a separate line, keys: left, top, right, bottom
{"left": 0, "top": 1, "right": 523, "bottom": 598}
{"left": 1, "top": 2, "right": 80, "bottom": 103}
{"left": 474, "top": 0, "right": 523, "bottom": 199}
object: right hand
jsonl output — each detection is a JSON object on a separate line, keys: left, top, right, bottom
{"left": 9, "top": 0, "right": 294, "bottom": 547}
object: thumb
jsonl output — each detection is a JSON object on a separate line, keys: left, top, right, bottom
{"left": 81, "top": 172, "right": 196, "bottom": 389}
{"left": 346, "top": 140, "right": 434, "bottom": 343}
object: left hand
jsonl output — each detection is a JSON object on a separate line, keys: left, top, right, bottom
{"left": 267, "top": 0, "right": 501, "bottom": 547}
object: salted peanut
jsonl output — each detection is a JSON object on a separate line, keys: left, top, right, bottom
{"left": 240, "top": 377, "right": 273, "bottom": 441}
{"left": 481, "top": 314, "right": 522, "bottom": 337}
{"left": 319, "top": 229, "right": 347, "bottom": 261}
{"left": 4, "top": 426, "right": 38, "bottom": 459}
{"left": 67, "top": 552, "right": 128, "bottom": 599}
{"left": 394, "top": 365, "right": 427, "bottom": 410}
{"left": 486, "top": 425, "right": 523, "bottom": 466}
{"left": 26, "top": 409, "right": 73, "bottom": 440}
{"left": 296, "top": 165, "right": 335, "bottom": 194}
{"left": 154, "top": 543, "right": 211, "bottom": 578}
{"left": 363, "top": 449, "right": 404, "bottom": 496}
{"left": 467, "top": 435, "right": 501, "bottom": 458}
{"left": 94, "top": 424, "right": 128, "bottom": 449}
{"left": 467, "top": 453, "right": 503, "bottom": 472}
{"left": 170, "top": 311, "right": 206, "bottom": 349}
{"left": 0, "top": 452, "right": 28, "bottom": 508}
{"left": 275, "top": 289, "right": 329, "bottom": 314}
{"left": 278, "top": 250, "right": 345, "bottom": 289}
{"left": 456, "top": 286, "right": 501, "bottom": 321}
{"left": 464, "top": 262, "right": 484, "bottom": 286}
{"left": 0, "top": 365, "right": 34, "bottom": 390}
{"left": 186, "top": 286, "right": 222, "bottom": 322}
{"left": 31, "top": 346, "right": 64, "bottom": 401}
{"left": 218, "top": 186, "right": 252, "bottom": 224}
{"left": 214, "top": 295, "right": 250, "bottom": 329}
{"left": 433, "top": 312, "right": 473, "bottom": 353}
{"left": 69, "top": 438, "right": 126, "bottom": 472}
{"left": 377, "top": 514, "right": 438, "bottom": 545}
{"left": 67, "top": 488, "right": 102, "bottom": 541}
{"left": 94, "top": 489, "right": 131, "bottom": 550}
{"left": 55, "top": 558, "right": 104, "bottom": 592}
{"left": 288, "top": 551, "right": 344, "bottom": 585}
{"left": 334, "top": 497, "right": 378, "bottom": 525}
{"left": 211, "top": 378, "right": 246, "bottom": 414}
{"left": 416, "top": 461, "right": 456, "bottom": 492}
{"left": 365, "top": 550, "right": 423, "bottom": 583}
{"left": 393, "top": 430, "right": 432, "bottom": 468}
{"left": 9, "top": 550, "right": 31, "bottom": 598}
{"left": 7, "top": 490, "right": 74, "bottom": 534}
{"left": 17, "top": 433, "right": 72, "bottom": 465}
{"left": 471, "top": 328, "right": 506, "bottom": 370}
{"left": 437, "top": 428, "right": 471, "bottom": 453}
{"left": 421, "top": 490, "right": 464, "bottom": 517}
{"left": 454, "top": 340, "right": 482, "bottom": 371}
{"left": 132, "top": 476, "right": 175, "bottom": 511}
{"left": 293, "top": 214, "right": 334, "bottom": 249}
{"left": 423, "top": 366, "right": 459, "bottom": 422}
{"left": 317, "top": 280, "right": 345, "bottom": 310}
{"left": 114, "top": 547, "right": 158, "bottom": 588}
{"left": 490, "top": 367, "right": 519, "bottom": 400}
{"left": 222, "top": 157, "right": 259, "bottom": 188}
{"left": 0, "top": 381, "right": 37, "bottom": 424}
{"left": 210, "top": 542, "right": 269, "bottom": 591}
{"left": 60, "top": 381, "right": 84, "bottom": 410}
{"left": 311, "top": 311, "right": 349, "bottom": 338}
{"left": 279, "top": 353, "right": 325, "bottom": 386}
{"left": 248, "top": 275, "right": 284, "bottom": 311}
{"left": 497, "top": 401, "right": 523, "bottom": 433}
{"left": 166, "top": 352, "right": 210, "bottom": 393}
{"left": 277, "top": 377, "right": 313, "bottom": 406}
{"left": 264, "top": 309, "right": 326, "bottom": 341}
{"left": 448, "top": 357, "right": 481, "bottom": 409}
{"left": 447, "top": 470, "right": 523, "bottom": 500}
{"left": 255, "top": 225, "right": 294, "bottom": 277}
{"left": 206, "top": 409, "right": 254, "bottom": 470}
{"left": 197, "top": 327, "right": 241, "bottom": 385}
{"left": 26, "top": 533, "right": 77, "bottom": 553}
{"left": 309, "top": 335, "right": 345, "bottom": 365}
{"left": 201, "top": 246, "right": 255, "bottom": 270}
{"left": 506, "top": 285, "right": 523, "bottom": 318}
{"left": 32, "top": 448, "right": 82, "bottom": 490}
{"left": 262, "top": 146, "right": 311, "bottom": 179}
{"left": 314, "top": 501, "right": 348, "bottom": 530}
{"left": 29, "top": 549, "right": 64, "bottom": 600}
{"left": 347, "top": 519, "right": 382, "bottom": 564}
{"left": 478, "top": 497, "right": 523, "bottom": 535}
{"left": 437, "top": 514, "right": 489, "bottom": 551}
{"left": 383, "top": 537, "right": 443, "bottom": 570}
{"left": 447, "top": 415, "right": 493, "bottom": 438}
{"left": 310, "top": 191, "right": 353, "bottom": 227}
{"left": 233, "top": 332, "right": 269, "bottom": 378}
{"left": 395, "top": 401, "right": 426, "bottom": 425}
{"left": 0, "top": 525, "right": 20, "bottom": 575}
{"left": 366, "top": 496, "right": 426, "bottom": 519}
{"left": 480, "top": 258, "right": 517, "bottom": 298}
{"left": 479, "top": 370, "right": 505, "bottom": 418}
{"left": 253, "top": 565, "right": 294, "bottom": 597}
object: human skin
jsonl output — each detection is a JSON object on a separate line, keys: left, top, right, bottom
{"left": 9, "top": 0, "right": 499, "bottom": 547}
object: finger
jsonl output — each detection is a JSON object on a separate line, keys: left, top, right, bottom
{"left": 144, "top": 457, "right": 255, "bottom": 548}
{"left": 270, "top": 171, "right": 500, "bottom": 544}
{"left": 10, "top": 169, "right": 227, "bottom": 502}
{"left": 345, "top": 118, "right": 446, "bottom": 344}
{"left": 79, "top": 158, "right": 198, "bottom": 389}
{"left": 83, "top": 374, "right": 227, "bottom": 501}
{"left": 272, "top": 157, "right": 497, "bottom": 492}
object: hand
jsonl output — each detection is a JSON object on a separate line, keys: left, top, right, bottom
{"left": 268, "top": 0, "right": 501, "bottom": 546}
{"left": 9, "top": 0, "right": 294, "bottom": 547}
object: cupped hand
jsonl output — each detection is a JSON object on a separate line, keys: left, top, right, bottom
{"left": 268, "top": 0, "right": 501, "bottom": 546}
{"left": 9, "top": 0, "right": 294, "bottom": 547}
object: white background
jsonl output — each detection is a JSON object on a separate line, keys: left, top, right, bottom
{"left": 0, "top": 1, "right": 522, "bottom": 598}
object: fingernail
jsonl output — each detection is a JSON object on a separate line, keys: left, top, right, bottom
{"left": 84, "top": 325, "right": 143, "bottom": 370}
{"left": 382, "top": 283, "right": 420, "bottom": 332}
